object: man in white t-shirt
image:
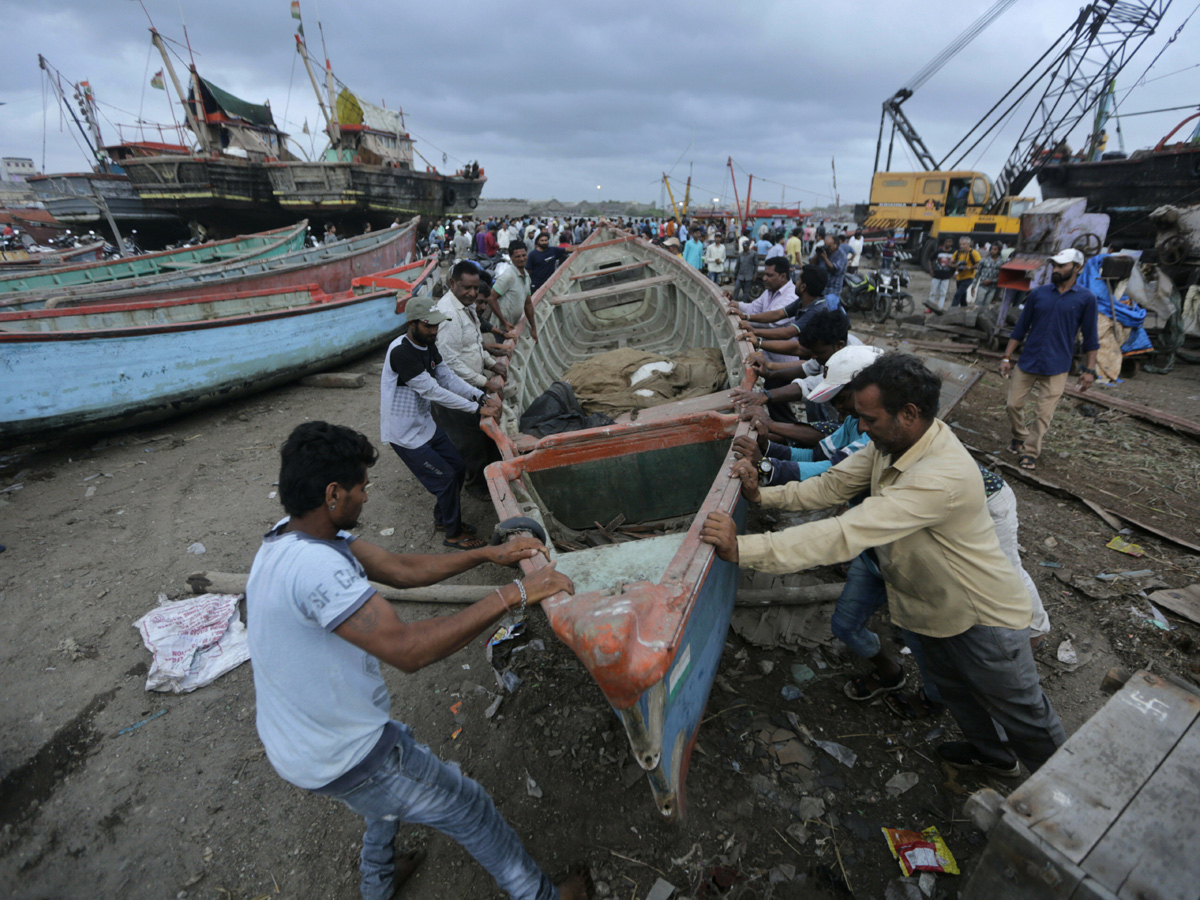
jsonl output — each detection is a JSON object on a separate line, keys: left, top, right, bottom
{"left": 846, "top": 228, "right": 864, "bottom": 274}
{"left": 247, "top": 420, "right": 589, "bottom": 900}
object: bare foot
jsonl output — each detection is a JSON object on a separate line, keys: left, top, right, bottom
{"left": 557, "top": 862, "right": 594, "bottom": 900}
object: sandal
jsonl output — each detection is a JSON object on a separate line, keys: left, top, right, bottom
{"left": 884, "top": 688, "right": 945, "bottom": 720}
{"left": 434, "top": 521, "right": 476, "bottom": 535}
{"left": 443, "top": 533, "right": 487, "bottom": 550}
{"left": 1018, "top": 454, "right": 1036, "bottom": 470}
{"left": 1007, "top": 439, "right": 1024, "bottom": 455}
{"left": 843, "top": 671, "right": 907, "bottom": 702}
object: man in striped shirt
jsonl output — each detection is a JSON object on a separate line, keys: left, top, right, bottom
{"left": 380, "top": 296, "right": 500, "bottom": 550}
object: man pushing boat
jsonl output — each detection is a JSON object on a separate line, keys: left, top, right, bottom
{"left": 246, "top": 421, "right": 592, "bottom": 900}
{"left": 701, "top": 353, "right": 1066, "bottom": 776}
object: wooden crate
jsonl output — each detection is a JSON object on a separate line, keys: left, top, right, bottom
{"left": 963, "top": 670, "right": 1200, "bottom": 900}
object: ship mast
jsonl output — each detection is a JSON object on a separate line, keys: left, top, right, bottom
{"left": 324, "top": 59, "right": 342, "bottom": 150}
{"left": 294, "top": 34, "right": 340, "bottom": 150}
{"left": 150, "top": 28, "right": 213, "bottom": 154}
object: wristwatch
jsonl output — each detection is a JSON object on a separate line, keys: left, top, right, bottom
{"left": 757, "top": 458, "right": 774, "bottom": 484}
{"left": 1081, "top": 367, "right": 1097, "bottom": 376}
{"left": 477, "top": 392, "right": 490, "bottom": 411}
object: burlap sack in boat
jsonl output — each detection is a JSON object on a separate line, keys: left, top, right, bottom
{"left": 562, "top": 347, "right": 727, "bottom": 418}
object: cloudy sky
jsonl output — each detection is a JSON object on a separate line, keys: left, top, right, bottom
{"left": 3, "top": 0, "right": 1197, "bottom": 210}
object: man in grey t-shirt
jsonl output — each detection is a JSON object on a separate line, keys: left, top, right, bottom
{"left": 247, "top": 421, "right": 590, "bottom": 900}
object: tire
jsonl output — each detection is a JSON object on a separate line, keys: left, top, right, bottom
{"left": 467, "top": 197, "right": 478, "bottom": 209}
{"left": 444, "top": 187, "right": 458, "bottom": 207}
{"left": 870, "top": 292, "right": 891, "bottom": 323}
{"left": 919, "top": 238, "right": 937, "bottom": 274}
{"left": 893, "top": 292, "right": 914, "bottom": 317}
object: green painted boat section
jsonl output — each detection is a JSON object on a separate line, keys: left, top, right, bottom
{"left": 551, "top": 533, "right": 689, "bottom": 596}
{"left": 527, "top": 438, "right": 730, "bottom": 531}
{"left": 0, "top": 227, "right": 306, "bottom": 294}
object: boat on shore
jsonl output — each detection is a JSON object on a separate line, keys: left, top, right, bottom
{"left": 0, "top": 241, "right": 106, "bottom": 268}
{"left": 1036, "top": 113, "right": 1200, "bottom": 249}
{"left": 0, "top": 222, "right": 308, "bottom": 309}
{"left": 263, "top": 31, "right": 485, "bottom": 229}
{"left": 481, "top": 225, "right": 754, "bottom": 819}
{"left": 0, "top": 257, "right": 436, "bottom": 444}
{"left": 27, "top": 220, "right": 418, "bottom": 311}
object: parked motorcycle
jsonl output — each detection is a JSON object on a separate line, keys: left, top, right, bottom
{"left": 841, "top": 268, "right": 914, "bottom": 323}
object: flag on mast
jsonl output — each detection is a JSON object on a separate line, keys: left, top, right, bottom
{"left": 150, "top": 70, "right": 165, "bottom": 91}
{"left": 290, "top": 1, "right": 301, "bottom": 19}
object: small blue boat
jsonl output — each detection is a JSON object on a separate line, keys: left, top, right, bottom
{"left": 0, "top": 258, "right": 436, "bottom": 444}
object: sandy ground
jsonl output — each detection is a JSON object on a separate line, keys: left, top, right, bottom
{"left": 2, "top": 274, "right": 1200, "bottom": 900}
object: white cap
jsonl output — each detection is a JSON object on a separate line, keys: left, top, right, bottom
{"left": 1048, "top": 247, "right": 1085, "bottom": 266}
{"left": 807, "top": 345, "right": 884, "bottom": 404}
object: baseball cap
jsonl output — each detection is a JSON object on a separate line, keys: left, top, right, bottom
{"left": 807, "top": 345, "right": 884, "bottom": 404}
{"left": 1048, "top": 248, "right": 1085, "bottom": 266}
{"left": 405, "top": 294, "right": 451, "bottom": 325}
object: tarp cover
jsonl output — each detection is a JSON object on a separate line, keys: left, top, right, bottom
{"left": 563, "top": 347, "right": 727, "bottom": 418}
{"left": 188, "top": 77, "right": 277, "bottom": 129}
{"left": 519, "top": 381, "right": 614, "bottom": 438}
{"left": 336, "top": 88, "right": 403, "bottom": 135}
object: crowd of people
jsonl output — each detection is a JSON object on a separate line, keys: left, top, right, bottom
{"left": 240, "top": 209, "right": 1105, "bottom": 900}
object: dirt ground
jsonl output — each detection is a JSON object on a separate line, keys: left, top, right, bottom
{"left": 3, "top": 274, "right": 1200, "bottom": 900}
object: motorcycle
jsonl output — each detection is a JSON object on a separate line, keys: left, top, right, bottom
{"left": 841, "top": 268, "right": 914, "bottom": 323}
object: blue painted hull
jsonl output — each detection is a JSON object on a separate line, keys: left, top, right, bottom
{"left": 616, "top": 499, "right": 747, "bottom": 819}
{"left": 0, "top": 293, "right": 406, "bottom": 443}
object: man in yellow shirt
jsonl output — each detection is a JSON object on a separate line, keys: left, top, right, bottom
{"left": 785, "top": 227, "right": 804, "bottom": 269}
{"left": 951, "top": 237, "right": 982, "bottom": 308}
{"left": 702, "top": 353, "right": 1065, "bottom": 774}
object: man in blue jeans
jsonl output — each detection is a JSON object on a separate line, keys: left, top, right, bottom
{"left": 247, "top": 421, "right": 591, "bottom": 900}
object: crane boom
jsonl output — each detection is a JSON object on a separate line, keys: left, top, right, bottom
{"left": 874, "top": 0, "right": 1019, "bottom": 173}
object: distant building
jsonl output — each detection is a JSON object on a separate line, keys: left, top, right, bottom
{"left": 1, "top": 158, "right": 40, "bottom": 183}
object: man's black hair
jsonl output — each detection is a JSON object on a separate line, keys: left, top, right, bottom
{"left": 764, "top": 256, "right": 790, "bottom": 277}
{"left": 848, "top": 353, "right": 940, "bottom": 421}
{"left": 450, "top": 260, "right": 483, "bottom": 281}
{"left": 278, "top": 421, "right": 378, "bottom": 517}
{"left": 792, "top": 227, "right": 802, "bottom": 237}
{"left": 798, "top": 263, "right": 828, "bottom": 297}
{"left": 798, "top": 308, "right": 850, "bottom": 349}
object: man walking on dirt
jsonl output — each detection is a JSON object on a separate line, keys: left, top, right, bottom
{"left": 247, "top": 420, "right": 591, "bottom": 900}
{"left": 1001, "top": 248, "right": 1099, "bottom": 470}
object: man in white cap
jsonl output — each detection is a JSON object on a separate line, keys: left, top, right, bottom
{"left": 1000, "top": 248, "right": 1099, "bottom": 470}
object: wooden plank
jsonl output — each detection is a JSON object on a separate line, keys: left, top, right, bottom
{"left": 547, "top": 274, "right": 674, "bottom": 306}
{"left": 1005, "top": 671, "right": 1200, "bottom": 865}
{"left": 1147, "top": 584, "right": 1200, "bottom": 627}
{"left": 569, "top": 260, "right": 651, "bottom": 281}
{"left": 569, "top": 235, "right": 637, "bottom": 254}
{"left": 962, "top": 814, "right": 1087, "bottom": 900}
{"left": 1083, "top": 714, "right": 1200, "bottom": 899}
{"left": 1061, "top": 387, "right": 1200, "bottom": 440}
{"left": 903, "top": 338, "right": 980, "bottom": 354}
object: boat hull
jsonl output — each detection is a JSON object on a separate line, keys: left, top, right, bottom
{"left": 27, "top": 173, "right": 186, "bottom": 237}
{"left": 35, "top": 220, "right": 418, "bottom": 309}
{"left": 0, "top": 221, "right": 307, "bottom": 306}
{"left": 0, "top": 266, "right": 434, "bottom": 444}
{"left": 1036, "top": 144, "right": 1200, "bottom": 248}
{"left": 480, "top": 227, "right": 755, "bottom": 819}
{"left": 267, "top": 160, "right": 485, "bottom": 225}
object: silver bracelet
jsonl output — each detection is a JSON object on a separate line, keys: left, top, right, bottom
{"left": 513, "top": 579, "right": 527, "bottom": 617}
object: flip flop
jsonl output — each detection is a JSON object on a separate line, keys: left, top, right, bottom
{"left": 443, "top": 534, "right": 487, "bottom": 550}
{"left": 1007, "top": 439, "right": 1025, "bottom": 454}
{"left": 1018, "top": 454, "right": 1037, "bottom": 470}
{"left": 433, "top": 521, "right": 476, "bottom": 535}
{"left": 843, "top": 671, "right": 907, "bottom": 701}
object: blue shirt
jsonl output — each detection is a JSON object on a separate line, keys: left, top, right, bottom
{"left": 825, "top": 246, "right": 848, "bottom": 295}
{"left": 683, "top": 238, "right": 705, "bottom": 269}
{"left": 765, "top": 416, "right": 869, "bottom": 483}
{"left": 756, "top": 238, "right": 772, "bottom": 256}
{"left": 1010, "top": 282, "right": 1100, "bottom": 376}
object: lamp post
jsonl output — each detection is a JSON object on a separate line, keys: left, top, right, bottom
{"left": 596, "top": 185, "right": 601, "bottom": 208}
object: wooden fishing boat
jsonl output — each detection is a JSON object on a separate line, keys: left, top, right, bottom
{"left": 0, "top": 257, "right": 436, "bottom": 444}
{"left": 23, "top": 221, "right": 418, "bottom": 312}
{"left": 0, "top": 221, "right": 307, "bottom": 306}
{"left": 0, "top": 241, "right": 106, "bottom": 268}
{"left": 481, "top": 226, "right": 755, "bottom": 819}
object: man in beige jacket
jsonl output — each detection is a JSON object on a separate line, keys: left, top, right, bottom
{"left": 703, "top": 353, "right": 1065, "bottom": 774}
